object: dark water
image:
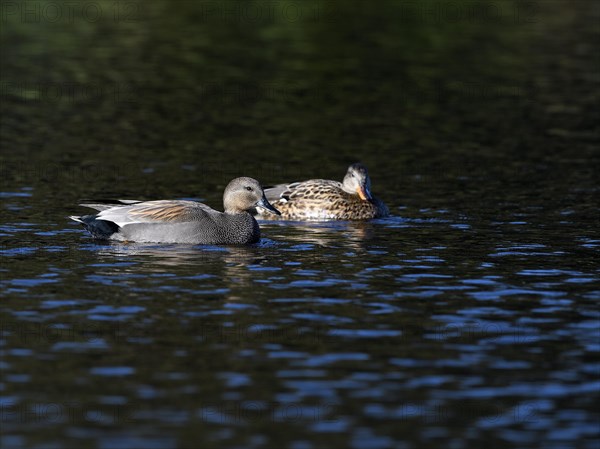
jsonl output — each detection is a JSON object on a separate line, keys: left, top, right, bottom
{"left": 1, "top": 1, "right": 599, "bottom": 448}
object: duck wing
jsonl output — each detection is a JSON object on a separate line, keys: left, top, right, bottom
{"left": 93, "top": 200, "right": 217, "bottom": 227}
{"left": 79, "top": 199, "right": 142, "bottom": 211}
{"left": 265, "top": 180, "right": 343, "bottom": 203}
{"left": 263, "top": 183, "right": 296, "bottom": 202}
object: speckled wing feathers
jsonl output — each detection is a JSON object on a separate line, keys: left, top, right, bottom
{"left": 128, "top": 201, "right": 201, "bottom": 222}
{"left": 95, "top": 200, "right": 215, "bottom": 227}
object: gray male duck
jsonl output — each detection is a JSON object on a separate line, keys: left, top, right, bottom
{"left": 70, "top": 177, "right": 280, "bottom": 244}
{"left": 256, "top": 163, "right": 389, "bottom": 221}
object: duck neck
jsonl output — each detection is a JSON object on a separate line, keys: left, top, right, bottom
{"left": 224, "top": 206, "right": 247, "bottom": 215}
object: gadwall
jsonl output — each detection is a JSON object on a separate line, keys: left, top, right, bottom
{"left": 256, "top": 163, "right": 388, "bottom": 220}
{"left": 70, "top": 177, "right": 281, "bottom": 244}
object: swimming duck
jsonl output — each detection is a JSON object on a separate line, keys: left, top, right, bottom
{"left": 70, "top": 177, "right": 280, "bottom": 244}
{"left": 256, "top": 163, "right": 388, "bottom": 220}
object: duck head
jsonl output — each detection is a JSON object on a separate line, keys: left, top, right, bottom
{"left": 342, "top": 163, "right": 373, "bottom": 201}
{"left": 223, "top": 177, "right": 281, "bottom": 215}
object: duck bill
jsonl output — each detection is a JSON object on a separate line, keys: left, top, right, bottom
{"left": 356, "top": 186, "right": 373, "bottom": 201}
{"left": 257, "top": 196, "right": 281, "bottom": 216}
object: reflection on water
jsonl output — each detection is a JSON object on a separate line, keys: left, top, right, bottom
{"left": 1, "top": 0, "right": 599, "bottom": 448}
{"left": 262, "top": 220, "right": 378, "bottom": 249}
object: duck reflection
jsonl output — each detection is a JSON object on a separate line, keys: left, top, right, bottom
{"left": 85, "top": 220, "right": 376, "bottom": 299}
{"left": 90, "top": 242, "right": 268, "bottom": 299}
{"left": 259, "top": 220, "right": 376, "bottom": 251}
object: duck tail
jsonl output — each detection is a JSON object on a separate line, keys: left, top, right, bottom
{"left": 69, "top": 215, "right": 84, "bottom": 224}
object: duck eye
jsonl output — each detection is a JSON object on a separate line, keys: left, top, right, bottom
{"left": 245, "top": 186, "right": 253, "bottom": 191}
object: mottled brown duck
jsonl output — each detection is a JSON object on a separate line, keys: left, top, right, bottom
{"left": 256, "top": 163, "right": 388, "bottom": 221}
